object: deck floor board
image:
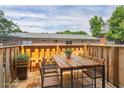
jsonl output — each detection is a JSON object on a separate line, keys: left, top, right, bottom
{"left": 10, "top": 71, "right": 116, "bottom": 88}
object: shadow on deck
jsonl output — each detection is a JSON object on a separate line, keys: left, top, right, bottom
{"left": 10, "top": 71, "right": 116, "bottom": 88}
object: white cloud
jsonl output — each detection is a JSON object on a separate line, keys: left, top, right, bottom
{"left": 0, "top": 5, "right": 116, "bottom": 34}
{"left": 4, "top": 11, "right": 47, "bottom": 19}
{"left": 12, "top": 14, "right": 90, "bottom": 33}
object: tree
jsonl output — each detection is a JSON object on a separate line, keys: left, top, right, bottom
{"left": 0, "top": 10, "right": 22, "bottom": 37}
{"left": 0, "top": 10, "right": 4, "bottom": 18}
{"left": 56, "top": 30, "right": 88, "bottom": 35}
{"left": 107, "top": 6, "right": 124, "bottom": 43}
{"left": 89, "top": 16, "right": 104, "bottom": 37}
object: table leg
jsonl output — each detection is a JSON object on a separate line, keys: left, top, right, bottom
{"left": 94, "top": 67, "right": 96, "bottom": 88}
{"left": 82, "top": 70, "right": 83, "bottom": 87}
{"left": 61, "top": 69, "right": 63, "bottom": 88}
{"left": 102, "top": 65, "right": 105, "bottom": 88}
{"left": 71, "top": 69, "right": 73, "bottom": 88}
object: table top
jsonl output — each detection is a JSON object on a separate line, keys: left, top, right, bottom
{"left": 53, "top": 55, "right": 101, "bottom": 70}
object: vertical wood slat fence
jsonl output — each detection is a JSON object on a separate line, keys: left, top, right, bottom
{"left": 19, "top": 45, "right": 84, "bottom": 72}
{"left": 1, "top": 44, "right": 124, "bottom": 87}
{"left": 0, "top": 46, "right": 19, "bottom": 88}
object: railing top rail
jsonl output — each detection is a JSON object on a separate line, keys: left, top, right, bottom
{"left": 21, "top": 44, "right": 85, "bottom": 47}
{"left": 87, "top": 44, "right": 124, "bottom": 48}
{"left": 1, "top": 44, "right": 124, "bottom": 49}
{"left": 0, "top": 45, "right": 21, "bottom": 49}
{"left": 21, "top": 44, "right": 124, "bottom": 48}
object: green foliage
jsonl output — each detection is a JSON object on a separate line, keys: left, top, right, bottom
{"left": 0, "top": 10, "right": 22, "bottom": 37}
{"left": 0, "top": 10, "right": 4, "bottom": 18}
{"left": 89, "top": 16, "right": 104, "bottom": 37}
{"left": 107, "top": 6, "right": 124, "bottom": 43}
{"left": 56, "top": 30, "right": 88, "bottom": 35}
{"left": 64, "top": 48, "right": 73, "bottom": 54}
{"left": 15, "top": 53, "right": 30, "bottom": 62}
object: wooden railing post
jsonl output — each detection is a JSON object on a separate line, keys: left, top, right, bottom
{"left": 106, "top": 47, "right": 109, "bottom": 82}
{"left": 56, "top": 45, "right": 59, "bottom": 55}
{"left": 101, "top": 47, "right": 103, "bottom": 58}
{"left": 21, "top": 46, "right": 24, "bottom": 54}
{"left": 4, "top": 48, "right": 6, "bottom": 88}
{"left": 84, "top": 44, "right": 87, "bottom": 55}
{"left": 111, "top": 47, "right": 119, "bottom": 87}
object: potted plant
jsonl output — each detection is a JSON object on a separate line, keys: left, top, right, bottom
{"left": 64, "top": 48, "right": 73, "bottom": 59}
{"left": 15, "top": 53, "right": 29, "bottom": 80}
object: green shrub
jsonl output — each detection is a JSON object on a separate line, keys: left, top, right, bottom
{"left": 15, "top": 53, "right": 29, "bottom": 62}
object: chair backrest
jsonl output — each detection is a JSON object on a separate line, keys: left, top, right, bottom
{"left": 92, "top": 56, "right": 98, "bottom": 62}
{"left": 88, "top": 55, "right": 92, "bottom": 60}
{"left": 92, "top": 56, "right": 105, "bottom": 65}
{"left": 79, "top": 53, "right": 85, "bottom": 57}
{"left": 96, "top": 57, "right": 105, "bottom": 65}
{"left": 85, "top": 55, "right": 92, "bottom": 60}
{"left": 42, "top": 57, "right": 46, "bottom": 63}
{"left": 96, "top": 57, "right": 105, "bottom": 75}
{"left": 39, "top": 65, "right": 44, "bottom": 79}
{"left": 42, "top": 57, "right": 47, "bottom": 66}
{"left": 41, "top": 58, "right": 47, "bottom": 73}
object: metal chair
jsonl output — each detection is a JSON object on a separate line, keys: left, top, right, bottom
{"left": 39, "top": 58, "right": 61, "bottom": 88}
{"left": 42, "top": 58, "right": 58, "bottom": 74}
{"left": 83, "top": 56, "right": 105, "bottom": 87}
{"left": 39, "top": 65, "right": 61, "bottom": 88}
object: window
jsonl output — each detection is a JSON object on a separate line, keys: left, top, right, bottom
{"left": 66, "top": 40, "right": 72, "bottom": 44}
{"left": 22, "top": 41, "right": 32, "bottom": 45}
{"left": 42, "top": 40, "right": 45, "bottom": 42}
{"left": 81, "top": 40, "right": 84, "bottom": 43}
{"left": 22, "top": 41, "right": 28, "bottom": 45}
{"left": 54, "top": 40, "right": 58, "bottom": 43}
{"left": 2, "top": 39, "right": 7, "bottom": 42}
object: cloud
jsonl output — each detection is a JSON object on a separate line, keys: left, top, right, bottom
{"left": 6, "top": 11, "right": 47, "bottom": 19}
{"left": 0, "top": 5, "right": 116, "bottom": 34}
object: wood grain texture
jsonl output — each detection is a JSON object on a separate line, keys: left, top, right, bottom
{"left": 53, "top": 55, "right": 101, "bottom": 70}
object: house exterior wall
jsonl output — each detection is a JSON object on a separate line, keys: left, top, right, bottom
{"left": 0, "top": 37, "right": 99, "bottom": 46}
{"left": 18, "top": 38, "right": 99, "bottom": 45}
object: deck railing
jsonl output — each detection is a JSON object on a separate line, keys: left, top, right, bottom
{"left": 20, "top": 44, "right": 85, "bottom": 72}
{"left": 1, "top": 44, "right": 124, "bottom": 87}
{"left": 0, "top": 45, "right": 19, "bottom": 88}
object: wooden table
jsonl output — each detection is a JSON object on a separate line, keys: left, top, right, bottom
{"left": 53, "top": 55, "right": 105, "bottom": 88}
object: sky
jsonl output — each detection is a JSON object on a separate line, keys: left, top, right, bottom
{"left": 0, "top": 5, "right": 116, "bottom": 34}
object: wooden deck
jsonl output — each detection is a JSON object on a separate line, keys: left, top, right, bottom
{"left": 10, "top": 71, "right": 116, "bottom": 88}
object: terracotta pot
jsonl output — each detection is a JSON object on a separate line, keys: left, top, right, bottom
{"left": 66, "top": 53, "right": 71, "bottom": 59}
{"left": 16, "top": 61, "right": 28, "bottom": 80}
